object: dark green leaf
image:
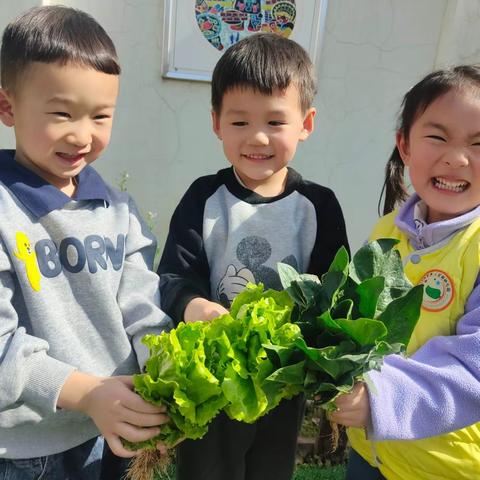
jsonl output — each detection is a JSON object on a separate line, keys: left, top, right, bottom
{"left": 356, "top": 276, "right": 384, "bottom": 318}
{"left": 263, "top": 344, "right": 296, "bottom": 367}
{"left": 378, "top": 284, "right": 424, "bottom": 345}
{"left": 267, "top": 361, "right": 306, "bottom": 385}
{"left": 328, "top": 246, "right": 350, "bottom": 274}
{"left": 330, "top": 299, "right": 354, "bottom": 320}
{"left": 294, "top": 338, "right": 356, "bottom": 379}
{"left": 334, "top": 318, "right": 387, "bottom": 346}
{"left": 350, "top": 239, "right": 399, "bottom": 282}
{"left": 315, "top": 270, "right": 347, "bottom": 312}
{"left": 278, "top": 262, "right": 302, "bottom": 289}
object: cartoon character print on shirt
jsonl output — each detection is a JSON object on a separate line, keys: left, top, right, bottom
{"left": 216, "top": 235, "right": 298, "bottom": 307}
{"left": 14, "top": 231, "right": 41, "bottom": 291}
{"left": 217, "top": 264, "right": 255, "bottom": 307}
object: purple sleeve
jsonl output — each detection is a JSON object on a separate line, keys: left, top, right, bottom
{"left": 366, "top": 280, "right": 480, "bottom": 441}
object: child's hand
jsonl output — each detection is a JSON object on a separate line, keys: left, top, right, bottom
{"left": 329, "top": 382, "right": 372, "bottom": 429}
{"left": 184, "top": 297, "right": 228, "bottom": 323}
{"left": 58, "top": 372, "right": 169, "bottom": 457}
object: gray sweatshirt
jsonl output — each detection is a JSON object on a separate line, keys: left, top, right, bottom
{"left": 0, "top": 150, "right": 171, "bottom": 458}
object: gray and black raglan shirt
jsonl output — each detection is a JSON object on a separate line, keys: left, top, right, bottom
{"left": 159, "top": 167, "right": 349, "bottom": 324}
{"left": 0, "top": 150, "right": 171, "bottom": 458}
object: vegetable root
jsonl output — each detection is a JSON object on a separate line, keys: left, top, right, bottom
{"left": 125, "top": 450, "right": 172, "bottom": 480}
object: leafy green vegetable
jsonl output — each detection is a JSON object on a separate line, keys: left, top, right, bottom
{"left": 131, "top": 284, "right": 300, "bottom": 449}
{"left": 275, "top": 239, "right": 423, "bottom": 409}
{"left": 131, "top": 239, "right": 423, "bottom": 450}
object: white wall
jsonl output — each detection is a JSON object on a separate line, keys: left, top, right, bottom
{"left": 1, "top": 0, "right": 480, "bottom": 252}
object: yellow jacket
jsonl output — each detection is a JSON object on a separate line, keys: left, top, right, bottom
{"left": 348, "top": 210, "right": 480, "bottom": 480}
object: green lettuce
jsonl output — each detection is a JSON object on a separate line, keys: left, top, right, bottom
{"left": 131, "top": 284, "right": 301, "bottom": 449}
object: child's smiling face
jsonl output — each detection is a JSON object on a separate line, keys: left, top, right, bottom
{"left": 397, "top": 87, "right": 480, "bottom": 223}
{"left": 0, "top": 61, "right": 119, "bottom": 195}
{"left": 212, "top": 84, "right": 315, "bottom": 195}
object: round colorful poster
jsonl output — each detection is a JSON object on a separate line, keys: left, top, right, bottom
{"left": 195, "top": 0, "right": 296, "bottom": 51}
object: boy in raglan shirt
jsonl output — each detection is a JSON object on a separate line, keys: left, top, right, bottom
{"left": 158, "top": 33, "right": 349, "bottom": 480}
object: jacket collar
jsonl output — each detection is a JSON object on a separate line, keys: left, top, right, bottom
{"left": 395, "top": 193, "right": 480, "bottom": 249}
{"left": 0, "top": 149, "right": 110, "bottom": 218}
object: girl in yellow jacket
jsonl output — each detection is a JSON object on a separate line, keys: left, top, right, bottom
{"left": 331, "top": 65, "right": 480, "bottom": 480}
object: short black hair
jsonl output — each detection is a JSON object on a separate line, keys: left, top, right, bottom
{"left": 211, "top": 33, "right": 316, "bottom": 113}
{"left": 1, "top": 5, "right": 120, "bottom": 92}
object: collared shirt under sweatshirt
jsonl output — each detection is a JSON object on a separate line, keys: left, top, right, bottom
{"left": 0, "top": 150, "right": 171, "bottom": 459}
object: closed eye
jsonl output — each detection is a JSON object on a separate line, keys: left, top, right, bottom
{"left": 232, "top": 121, "right": 247, "bottom": 126}
{"left": 48, "top": 111, "right": 70, "bottom": 118}
{"left": 269, "top": 121, "right": 286, "bottom": 126}
{"left": 426, "top": 135, "right": 446, "bottom": 141}
{"left": 94, "top": 114, "right": 111, "bottom": 120}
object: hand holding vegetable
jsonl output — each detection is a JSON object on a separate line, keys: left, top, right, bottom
{"left": 329, "top": 382, "right": 371, "bottom": 429}
{"left": 184, "top": 297, "right": 228, "bottom": 322}
{"left": 58, "top": 372, "right": 169, "bottom": 457}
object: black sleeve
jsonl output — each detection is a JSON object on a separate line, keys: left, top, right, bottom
{"left": 301, "top": 183, "right": 350, "bottom": 278}
{"left": 157, "top": 177, "right": 215, "bottom": 325}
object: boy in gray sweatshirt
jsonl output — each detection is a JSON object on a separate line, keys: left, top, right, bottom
{"left": 0, "top": 6, "right": 171, "bottom": 479}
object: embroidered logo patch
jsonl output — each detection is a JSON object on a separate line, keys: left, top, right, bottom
{"left": 418, "top": 269, "right": 454, "bottom": 312}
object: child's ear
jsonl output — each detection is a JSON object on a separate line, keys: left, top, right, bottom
{"left": 396, "top": 130, "right": 410, "bottom": 166}
{"left": 0, "top": 89, "right": 15, "bottom": 127}
{"left": 211, "top": 110, "right": 222, "bottom": 140}
{"left": 299, "top": 107, "right": 316, "bottom": 141}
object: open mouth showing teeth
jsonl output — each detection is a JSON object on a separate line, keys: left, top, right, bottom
{"left": 433, "top": 177, "right": 469, "bottom": 192}
{"left": 243, "top": 154, "right": 273, "bottom": 160}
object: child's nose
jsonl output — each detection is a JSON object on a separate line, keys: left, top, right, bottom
{"left": 248, "top": 130, "right": 269, "bottom": 146}
{"left": 443, "top": 149, "right": 469, "bottom": 167}
{"left": 66, "top": 123, "right": 92, "bottom": 147}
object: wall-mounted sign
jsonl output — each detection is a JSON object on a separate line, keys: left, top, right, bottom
{"left": 163, "top": 0, "right": 328, "bottom": 82}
